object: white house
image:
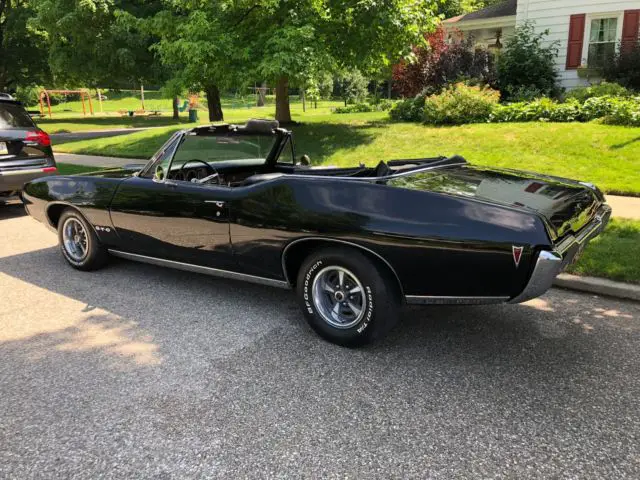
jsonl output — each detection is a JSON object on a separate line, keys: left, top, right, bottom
{"left": 444, "top": 0, "right": 640, "bottom": 89}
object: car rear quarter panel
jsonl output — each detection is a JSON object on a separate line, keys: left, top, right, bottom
{"left": 231, "top": 177, "right": 552, "bottom": 298}
{"left": 22, "top": 176, "right": 124, "bottom": 243}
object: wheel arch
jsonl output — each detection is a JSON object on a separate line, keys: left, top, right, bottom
{"left": 46, "top": 202, "right": 96, "bottom": 236}
{"left": 281, "top": 237, "right": 405, "bottom": 297}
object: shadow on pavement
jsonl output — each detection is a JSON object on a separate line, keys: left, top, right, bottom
{"left": 0, "top": 200, "right": 26, "bottom": 220}
{"left": 1, "top": 243, "right": 640, "bottom": 476}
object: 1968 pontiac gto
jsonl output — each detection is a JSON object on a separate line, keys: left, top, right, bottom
{"left": 22, "top": 120, "right": 611, "bottom": 346}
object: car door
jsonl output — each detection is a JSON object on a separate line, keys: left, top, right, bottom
{"left": 109, "top": 135, "right": 236, "bottom": 270}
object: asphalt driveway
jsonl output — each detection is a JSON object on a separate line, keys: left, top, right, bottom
{"left": 1, "top": 201, "right": 639, "bottom": 479}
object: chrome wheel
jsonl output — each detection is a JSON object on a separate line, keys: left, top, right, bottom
{"left": 62, "top": 217, "right": 89, "bottom": 263}
{"left": 312, "top": 266, "right": 366, "bottom": 329}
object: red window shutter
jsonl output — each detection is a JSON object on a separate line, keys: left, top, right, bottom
{"left": 566, "top": 14, "right": 586, "bottom": 69}
{"left": 622, "top": 10, "right": 640, "bottom": 52}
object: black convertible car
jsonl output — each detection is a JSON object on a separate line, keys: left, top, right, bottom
{"left": 23, "top": 120, "right": 611, "bottom": 346}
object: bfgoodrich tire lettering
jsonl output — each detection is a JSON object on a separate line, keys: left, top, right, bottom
{"left": 296, "top": 247, "right": 400, "bottom": 347}
{"left": 57, "top": 209, "right": 108, "bottom": 271}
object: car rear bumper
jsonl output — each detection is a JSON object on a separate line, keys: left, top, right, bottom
{"left": 0, "top": 166, "right": 57, "bottom": 194}
{"left": 509, "top": 204, "right": 612, "bottom": 304}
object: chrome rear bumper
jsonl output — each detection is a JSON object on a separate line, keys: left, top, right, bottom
{"left": 509, "top": 204, "right": 612, "bottom": 304}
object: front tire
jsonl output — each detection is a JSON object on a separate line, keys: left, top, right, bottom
{"left": 296, "top": 247, "right": 400, "bottom": 347}
{"left": 57, "top": 209, "right": 108, "bottom": 271}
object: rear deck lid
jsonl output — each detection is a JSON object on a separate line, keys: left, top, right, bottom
{"left": 387, "top": 164, "right": 603, "bottom": 241}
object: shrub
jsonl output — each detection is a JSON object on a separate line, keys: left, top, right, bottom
{"left": 602, "top": 41, "right": 640, "bottom": 90}
{"left": 337, "top": 70, "right": 369, "bottom": 105}
{"left": 566, "top": 82, "right": 631, "bottom": 103}
{"left": 393, "top": 27, "right": 496, "bottom": 98}
{"left": 389, "top": 95, "right": 426, "bottom": 122}
{"left": 334, "top": 100, "right": 394, "bottom": 114}
{"left": 497, "top": 22, "right": 560, "bottom": 101}
{"left": 423, "top": 83, "right": 500, "bottom": 125}
{"left": 489, "top": 95, "right": 640, "bottom": 125}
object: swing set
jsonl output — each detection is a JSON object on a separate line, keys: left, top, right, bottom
{"left": 39, "top": 89, "right": 94, "bottom": 118}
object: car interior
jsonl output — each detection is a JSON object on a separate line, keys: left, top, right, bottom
{"left": 150, "top": 120, "right": 466, "bottom": 188}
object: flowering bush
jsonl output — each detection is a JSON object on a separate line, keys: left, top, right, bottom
{"left": 422, "top": 83, "right": 500, "bottom": 125}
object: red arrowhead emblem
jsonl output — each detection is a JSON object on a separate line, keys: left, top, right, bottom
{"left": 512, "top": 246, "right": 523, "bottom": 268}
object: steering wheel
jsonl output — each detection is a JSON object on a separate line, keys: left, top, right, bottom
{"left": 179, "top": 159, "right": 215, "bottom": 177}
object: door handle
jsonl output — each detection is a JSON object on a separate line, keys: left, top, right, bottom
{"left": 204, "top": 200, "right": 225, "bottom": 208}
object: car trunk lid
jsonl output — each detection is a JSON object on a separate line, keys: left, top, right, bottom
{"left": 386, "top": 164, "right": 604, "bottom": 242}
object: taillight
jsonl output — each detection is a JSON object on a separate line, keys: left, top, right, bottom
{"left": 25, "top": 130, "right": 52, "bottom": 147}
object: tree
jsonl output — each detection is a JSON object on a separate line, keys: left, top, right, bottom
{"left": 393, "top": 27, "right": 496, "bottom": 98}
{"left": 34, "top": 0, "right": 165, "bottom": 89}
{"left": 338, "top": 70, "right": 368, "bottom": 106}
{"left": 151, "top": 1, "right": 250, "bottom": 121}
{"left": 0, "top": 0, "right": 50, "bottom": 92}
{"left": 243, "top": 0, "right": 440, "bottom": 123}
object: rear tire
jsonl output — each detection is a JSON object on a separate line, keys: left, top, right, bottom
{"left": 57, "top": 209, "right": 108, "bottom": 271}
{"left": 296, "top": 247, "right": 400, "bottom": 347}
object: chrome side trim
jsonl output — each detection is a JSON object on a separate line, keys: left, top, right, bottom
{"left": 108, "top": 249, "right": 291, "bottom": 289}
{"left": 405, "top": 296, "right": 509, "bottom": 305}
{"left": 280, "top": 237, "right": 404, "bottom": 295}
{"left": 509, "top": 250, "right": 563, "bottom": 304}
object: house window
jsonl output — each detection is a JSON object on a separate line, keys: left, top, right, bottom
{"left": 588, "top": 18, "right": 618, "bottom": 67}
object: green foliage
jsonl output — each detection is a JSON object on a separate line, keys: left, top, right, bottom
{"left": 496, "top": 22, "right": 560, "bottom": 101}
{"left": 602, "top": 41, "right": 640, "bottom": 90}
{"left": 490, "top": 96, "right": 640, "bottom": 126}
{"left": 14, "top": 85, "right": 43, "bottom": 107}
{"left": 35, "top": 0, "right": 163, "bottom": 87}
{"left": 490, "top": 98, "right": 582, "bottom": 123}
{"left": 0, "top": 0, "right": 50, "bottom": 91}
{"left": 333, "top": 100, "right": 393, "bottom": 114}
{"left": 389, "top": 95, "right": 426, "bottom": 122}
{"left": 422, "top": 83, "right": 500, "bottom": 125}
{"left": 338, "top": 70, "right": 369, "bottom": 105}
{"left": 566, "top": 82, "right": 631, "bottom": 103}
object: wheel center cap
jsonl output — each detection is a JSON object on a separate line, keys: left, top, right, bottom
{"left": 74, "top": 235, "right": 80, "bottom": 243}
{"left": 334, "top": 291, "right": 345, "bottom": 302}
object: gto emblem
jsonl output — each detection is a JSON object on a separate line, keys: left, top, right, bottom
{"left": 512, "top": 246, "right": 524, "bottom": 268}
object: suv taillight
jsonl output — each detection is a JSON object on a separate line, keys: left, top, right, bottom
{"left": 25, "top": 130, "right": 51, "bottom": 147}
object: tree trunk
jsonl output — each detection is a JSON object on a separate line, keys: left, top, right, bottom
{"left": 301, "top": 89, "right": 306, "bottom": 112}
{"left": 205, "top": 85, "right": 224, "bottom": 121}
{"left": 275, "top": 75, "right": 292, "bottom": 124}
{"left": 172, "top": 96, "right": 179, "bottom": 120}
{"left": 387, "top": 76, "right": 392, "bottom": 99}
{"left": 257, "top": 81, "right": 266, "bottom": 107}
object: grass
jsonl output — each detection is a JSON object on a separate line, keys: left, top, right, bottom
{"left": 57, "top": 163, "right": 103, "bottom": 175}
{"left": 569, "top": 219, "right": 640, "bottom": 284}
{"left": 53, "top": 109, "right": 640, "bottom": 194}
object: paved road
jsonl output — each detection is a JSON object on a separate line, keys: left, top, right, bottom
{"left": 50, "top": 126, "right": 172, "bottom": 144}
{"left": 1, "top": 201, "right": 639, "bottom": 479}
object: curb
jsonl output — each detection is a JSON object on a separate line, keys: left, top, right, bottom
{"left": 554, "top": 274, "right": 640, "bottom": 302}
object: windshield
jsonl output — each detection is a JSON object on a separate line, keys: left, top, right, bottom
{"left": 171, "top": 133, "right": 277, "bottom": 167}
{"left": 0, "top": 103, "right": 35, "bottom": 129}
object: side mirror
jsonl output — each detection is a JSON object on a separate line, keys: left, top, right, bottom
{"left": 298, "top": 154, "right": 311, "bottom": 166}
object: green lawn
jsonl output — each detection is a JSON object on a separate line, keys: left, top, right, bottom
{"left": 54, "top": 110, "right": 640, "bottom": 194}
{"left": 568, "top": 219, "right": 640, "bottom": 284}
{"left": 57, "top": 163, "right": 103, "bottom": 175}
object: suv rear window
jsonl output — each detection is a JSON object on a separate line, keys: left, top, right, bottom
{"left": 0, "top": 102, "right": 35, "bottom": 129}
